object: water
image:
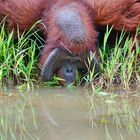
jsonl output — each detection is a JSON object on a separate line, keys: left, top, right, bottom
{"left": 0, "top": 88, "right": 140, "bottom": 140}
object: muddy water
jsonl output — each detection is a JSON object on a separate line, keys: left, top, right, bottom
{"left": 0, "top": 88, "right": 140, "bottom": 140}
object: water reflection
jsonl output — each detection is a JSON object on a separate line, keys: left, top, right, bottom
{"left": 0, "top": 88, "right": 140, "bottom": 140}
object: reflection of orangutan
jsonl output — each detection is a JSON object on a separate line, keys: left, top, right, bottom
{"left": 0, "top": 0, "right": 140, "bottom": 85}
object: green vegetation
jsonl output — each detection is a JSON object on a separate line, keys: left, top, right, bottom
{"left": 0, "top": 21, "right": 140, "bottom": 91}
{"left": 0, "top": 21, "right": 43, "bottom": 89}
{"left": 85, "top": 26, "right": 140, "bottom": 93}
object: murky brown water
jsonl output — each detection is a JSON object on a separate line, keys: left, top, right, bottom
{"left": 0, "top": 88, "right": 140, "bottom": 140}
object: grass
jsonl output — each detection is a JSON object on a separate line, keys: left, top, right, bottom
{"left": 0, "top": 21, "right": 140, "bottom": 91}
{"left": 87, "top": 26, "right": 140, "bottom": 93}
{"left": 0, "top": 21, "right": 43, "bottom": 89}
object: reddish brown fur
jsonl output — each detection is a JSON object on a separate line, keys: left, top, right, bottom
{"left": 0, "top": 0, "right": 46, "bottom": 31}
{"left": 40, "top": 1, "right": 98, "bottom": 64}
{"left": 0, "top": 0, "right": 140, "bottom": 66}
{"left": 83, "top": 0, "right": 140, "bottom": 31}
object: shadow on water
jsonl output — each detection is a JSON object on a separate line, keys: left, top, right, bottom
{"left": 0, "top": 88, "right": 140, "bottom": 140}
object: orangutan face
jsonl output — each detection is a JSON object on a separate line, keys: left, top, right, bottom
{"left": 41, "top": 48, "right": 100, "bottom": 86}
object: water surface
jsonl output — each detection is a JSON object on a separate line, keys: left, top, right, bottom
{"left": 0, "top": 88, "right": 140, "bottom": 140}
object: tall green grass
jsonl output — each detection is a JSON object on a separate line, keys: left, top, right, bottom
{"left": 86, "top": 26, "right": 140, "bottom": 92}
{"left": 0, "top": 21, "right": 140, "bottom": 90}
{"left": 0, "top": 21, "right": 43, "bottom": 89}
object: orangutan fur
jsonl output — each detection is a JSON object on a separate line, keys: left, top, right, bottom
{"left": 0, "top": 0, "right": 140, "bottom": 85}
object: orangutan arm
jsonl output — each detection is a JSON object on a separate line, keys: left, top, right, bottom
{"left": 0, "top": 0, "right": 46, "bottom": 31}
{"left": 84, "top": 0, "right": 140, "bottom": 31}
